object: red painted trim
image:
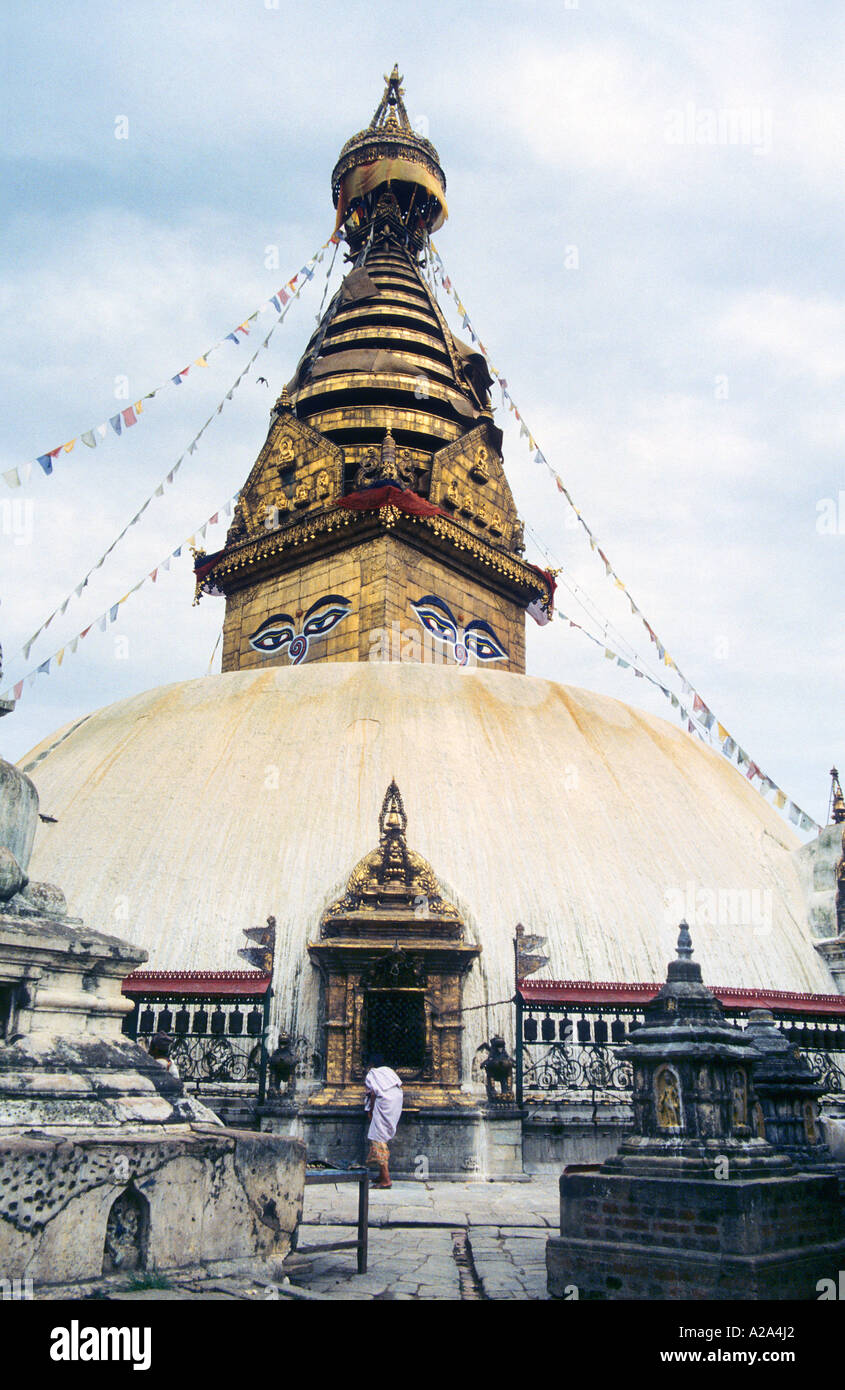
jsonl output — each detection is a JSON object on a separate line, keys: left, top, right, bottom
{"left": 122, "top": 970, "right": 271, "bottom": 997}
{"left": 517, "top": 978, "right": 845, "bottom": 1017}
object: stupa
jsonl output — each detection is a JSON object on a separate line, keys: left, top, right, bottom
{"left": 18, "top": 69, "right": 841, "bottom": 1173}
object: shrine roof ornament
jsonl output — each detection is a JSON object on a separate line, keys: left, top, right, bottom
{"left": 323, "top": 779, "right": 460, "bottom": 921}
{"left": 331, "top": 65, "right": 448, "bottom": 246}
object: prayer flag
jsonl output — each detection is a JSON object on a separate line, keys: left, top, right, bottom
{"left": 63, "top": 440, "right": 75, "bottom": 453}
{"left": 81, "top": 431, "right": 96, "bottom": 448}
{"left": 121, "top": 407, "right": 137, "bottom": 427}
{"left": 110, "top": 415, "right": 122, "bottom": 435}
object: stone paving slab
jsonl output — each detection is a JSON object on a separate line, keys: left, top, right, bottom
{"left": 287, "top": 1223, "right": 462, "bottom": 1300}
{"left": 301, "top": 1177, "right": 559, "bottom": 1231}
{"left": 468, "top": 1227, "right": 549, "bottom": 1301}
{"left": 287, "top": 1178, "right": 558, "bottom": 1299}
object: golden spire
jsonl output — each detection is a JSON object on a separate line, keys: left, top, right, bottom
{"left": 831, "top": 767, "right": 845, "bottom": 824}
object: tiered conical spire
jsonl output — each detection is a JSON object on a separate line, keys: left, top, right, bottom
{"left": 287, "top": 238, "right": 494, "bottom": 455}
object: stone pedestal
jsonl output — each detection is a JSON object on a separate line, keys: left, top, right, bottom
{"left": 547, "top": 1168, "right": 844, "bottom": 1300}
{"left": 522, "top": 1099, "right": 633, "bottom": 1173}
{"left": 267, "top": 1101, "right": 525, "bottom": 1179}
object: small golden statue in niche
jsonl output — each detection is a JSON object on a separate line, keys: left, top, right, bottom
{"left": 753, "top": 1101, "right": 766, "bottom": 1140}
{"left": 294, "top": 479, "right": 310, "bottom": 508}
{"left": 274, "top": 435, "right": 296, "bottom": 471}
{"left": 460, "top": 489, "right": 474, "bottom": 516}
{"left": 655, "top": 1066, "right": 681, "bottom": 1128}
{"left": 444, "top": 478, "right": 460, "bottom": 508}
{"left": 470, "top": 445, "right": 490, "bottom": 483}
{"left": 730, "top": 1069, "right": 747, "bottom": 1128}
{"left": 315, "top": 468, "right": 332, "bottom": 502}
{"left": 476, "top": 501, "right": 489, "bottom": 528}
{"left": 489, "top": 510, "right": 502, "bottom": 535}
{"left": 803, "top": 1100, "right": 817, "bottom": 1143}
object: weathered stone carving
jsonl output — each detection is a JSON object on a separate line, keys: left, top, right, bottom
{"left": 480, "top": 1035, "right": 515, "bottom": 1102}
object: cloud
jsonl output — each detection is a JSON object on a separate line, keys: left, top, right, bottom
{"left": 716, "top": 290, "right": 845, "bottom": 383}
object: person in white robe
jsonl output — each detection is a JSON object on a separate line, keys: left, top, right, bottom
{"left": 364, "top": 1054, "right": 403, "bottom": 1188}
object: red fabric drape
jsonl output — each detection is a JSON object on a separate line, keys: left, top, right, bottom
{"left": 336, "top": 487, "right": 446, "bottom": 519}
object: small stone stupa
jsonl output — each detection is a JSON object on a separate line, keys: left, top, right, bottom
{"left": 0, "top": 711, "right": 305, "bottom": 1292}
{"left": 745, "top": 1008, "right": 836, "bottom": 1168}
{"left": 546, "top": 923, "right": 845, "bottom": 1300}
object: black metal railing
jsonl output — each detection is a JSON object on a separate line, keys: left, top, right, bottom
{"left": 125, "top": 994, "right": 271, "bottom": 1098}
{"left": 516, "top": 1001, "right": 845, "bottom": 1106}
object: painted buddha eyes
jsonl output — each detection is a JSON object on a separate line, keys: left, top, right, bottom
{"left": 250, "top": 619, "right": 296, "bottom": 653}
{"left": 411, "top": 596, "right": 508, "bottom": 666}
{"left": 463, "top": 626, "right": 508, "bottom": 662}
{"left": 249, "top": 595, "right": 352, "bottom": 664}
{"left": 301, "top": 600, "right": 351, "bottom": 638}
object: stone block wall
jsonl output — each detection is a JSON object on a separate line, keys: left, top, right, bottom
{"left": 0, "top": 1127, "right": 306, "bottom": 1288}
{"left": 547, "top": 1169, "right": 845, "bottom": 1300}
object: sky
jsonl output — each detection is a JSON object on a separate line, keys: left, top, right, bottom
{"left": 1, "top": 0, "right": 843, "bottom": 830}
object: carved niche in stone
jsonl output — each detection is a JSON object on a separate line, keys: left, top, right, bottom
{"left": 272, "top": 435, "right": 296, "bottom": 473}
{"left": 102, "top": 1186, "right": 149, "bottom": 1274}
{"left": 730, "top": 1068, "right": 748, "bottom": 1129}
{"left": 655, "top": 1065, "right": 682, "bottom": 1129}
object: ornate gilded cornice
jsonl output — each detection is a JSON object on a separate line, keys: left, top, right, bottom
{"left": 195, "top": 500, "right": 552, "bottom": 609}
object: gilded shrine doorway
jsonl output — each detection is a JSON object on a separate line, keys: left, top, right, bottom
{"left": 308, "top": 782, "right": 480, "bottom": 1108}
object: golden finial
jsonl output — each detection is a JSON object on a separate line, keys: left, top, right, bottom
{"left": 831, "top": 767, "right": 845, "bottom": 824}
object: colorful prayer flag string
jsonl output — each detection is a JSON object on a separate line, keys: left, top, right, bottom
{"left": 4, "top": 233, "right": 341, "bottom": 491}
{"left": 13, "top": 252, "right": 330, "bottom": 667}
{"left": 1, "top": 499, "right": 238, "bottom": 706}
{"left": 428, "top": 244, "right": 820, "bottom": 834}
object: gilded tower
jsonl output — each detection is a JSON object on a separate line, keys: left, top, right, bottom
{"left": 195, "top": 67, "right": 553, "bottom": 675}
